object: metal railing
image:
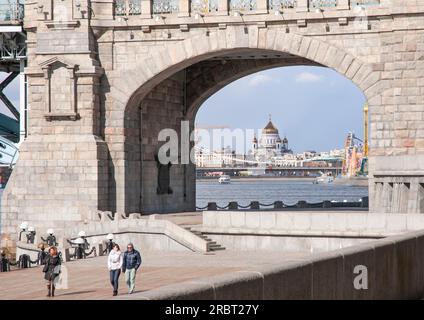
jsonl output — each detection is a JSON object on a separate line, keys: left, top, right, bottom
{"left": 152, "top": 0, "right": 179, "bottom": 14}
{"left": 113, "top": 0, "right": 380, "bottom": 17}
{"left": 115, "top": 0, "right": 142, "bottom": 16}
{"left": 196, "top": 197, "right": 369, "bottom": 211}
{"left": 0, "top": 2, "right": 24, "bottom": 22}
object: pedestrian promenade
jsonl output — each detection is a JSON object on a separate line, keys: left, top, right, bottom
{"left": 0, "top": 250, "right": 309, "bottom": 300}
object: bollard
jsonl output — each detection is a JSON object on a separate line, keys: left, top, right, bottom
{"left": 361, "top": 196, "right": 369, "bottom": 208}
{"left": 297, "top": 201, "right": 308, "bottom": 208}
{"left": 250, "top": 201, "right": 260, "bottom": 210}
{"left": 228, "top": 201, "right": 238, "bottom": 210}
{"left": 207, "top": 202, "right": 217, "bottom": 211}
{"left": 64, "top": 248, "right": 71, "bottom": 262}
{"left": 322, "top": 200, "right": 332, "bottom": 208}
{"left": 97, "top": 243, "right": 104, "bottom": 256}
{"left": 274, "top": 201, "right": 284, "bottom": 209}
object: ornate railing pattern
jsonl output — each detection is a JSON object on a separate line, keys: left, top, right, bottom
{"left": 351, "top": 0, "right": 380, "bottom": 6}
{"left": 191, "top": 0, "right": 219, "bottom": 13}
{"left": 310, "top": 0, "right": 337, "bottom": 8}
{"left": 196, "top": 197, "right": 369, "bottom": 211}
{"left": 153, "top": 0, "right": 179, "bottom": 14}
{"left": 269, "top": 0, "right": 297, "bottom": 11}
{"left": 229, "top": 0, "right": 257, "bottom": 12}
{"left": 0, "top": 2, "right": 24, "bottom": 21}
{"left": 129, "top": 0, "right": 142, "bottom": 14}
{"left": 112, "top": 0, "right": 381, "bottom": 17}
{"left": 115, "top": 0, "right": 141, "bottom": 16}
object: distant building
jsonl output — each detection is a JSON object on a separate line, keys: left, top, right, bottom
{"left": 195, "top": 147, "right": 237, "bottom": 168}
{"left": 252, "top": 116, "right": 292, "bottom": 165}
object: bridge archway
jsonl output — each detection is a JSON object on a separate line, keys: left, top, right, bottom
{"left": 107, "top": 27, "right": 383, "bottom": 214}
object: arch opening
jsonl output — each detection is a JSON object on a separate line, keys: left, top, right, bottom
{"left": 118, "top": 48, "right": 371, "bottom": 214}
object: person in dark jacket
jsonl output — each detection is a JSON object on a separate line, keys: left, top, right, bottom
{"left": 37, "top": 243, "right": 48, "bottom": 265}
{"left": 43, "top": 246, "right": 61, "bottom": 297}
{"left": 122, "top": 243, "right": 141, "bottom": 294}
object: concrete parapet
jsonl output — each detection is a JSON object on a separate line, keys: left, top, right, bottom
{"left": 202, "top": 211, "right": 424, "bottom": 236}
{"left": 116, "top": 230, "right": 424, "bottom": 300}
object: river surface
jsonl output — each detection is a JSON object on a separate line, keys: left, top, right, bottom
{"left": 196, "top": 179, "right": 368, "bottom": 208}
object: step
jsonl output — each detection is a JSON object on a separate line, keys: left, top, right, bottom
{"left": 210, "top": 246, "right": 226, "bottom": 251}
{"left": 208, "top": 244, "right": 224, "bottom": 249}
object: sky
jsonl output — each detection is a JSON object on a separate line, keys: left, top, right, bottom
{"left": 1, "top": 66, "right": 366, "bottom": 154}
{"left": 195, "top": 65, "right": 366, "bottom": 154}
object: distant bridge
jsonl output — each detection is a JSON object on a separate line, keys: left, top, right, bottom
{"left": 196, "top": 166, "right": 343, "bottom": 176}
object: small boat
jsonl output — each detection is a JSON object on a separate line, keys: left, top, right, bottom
{"left": 313, "top": 172, "right": 334, "bottom": 184}
{"left": 218, "top": 175, "right": 231, "bottom": 184}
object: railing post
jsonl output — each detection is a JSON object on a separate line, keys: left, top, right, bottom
{"left": 141, "top": 0, "right": 152, "bottom": 17}
{"left": 296, "top": 0, "right": 309, "bottom": 12}
{"left": 179, "top": 0, "right": 190, "bottom": 16}
{"left": 217, "top": 0, "right": 229, "bottom": 15}
{"left": 337, "top": 0, "right": 349, "bottom": 10}
{"left": 256, "top": 0, "right": 268, "bottom": 14}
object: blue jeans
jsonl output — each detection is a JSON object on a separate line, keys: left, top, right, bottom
{"left": 110, "top": 269, "right": 121, "bottom": 292}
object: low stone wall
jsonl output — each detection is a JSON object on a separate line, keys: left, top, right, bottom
{"left": 117, "top": 230, "right": 424, "bottom": 300}
{"left": 202, "top": 211, "right": 424, "bottom": 237}
{"left": 205, "top": 234, "right": 373, "bottom": 253}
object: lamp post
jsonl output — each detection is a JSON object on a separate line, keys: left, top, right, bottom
{"left": 26, "top": 226, "right": 36, "bottom": 244}
{"left": 77, "top": 231, "right": 90, "bottom": 250}
{"left": 0, "top": 249, "right": 10, "bottom": 272}
{"left": 106, "top": 233, "right": 115, "bottom": 254}
{"left": 41, "top": 229, "right": 58, "bottom": 247}
{"left": 74, "top": 237, "right": 85, "bottom": 259}
{"left": 18, "top": 221, "right": 28, "bottom": 241}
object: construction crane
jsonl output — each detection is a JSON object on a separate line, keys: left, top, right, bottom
{"left": 363, "top": 103, "right": 369, "bottom": 157}
{"left": 342, "top": 103, "right": 369, "bottom": 177}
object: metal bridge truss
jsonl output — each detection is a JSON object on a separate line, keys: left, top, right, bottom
{"left": 0, "top": 3, "right": 27, "bottom": 167}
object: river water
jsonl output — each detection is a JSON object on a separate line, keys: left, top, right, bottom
{"left": 196, "top": 179, "right": 368, "bottom": 208}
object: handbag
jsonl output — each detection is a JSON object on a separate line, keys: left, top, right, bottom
{"left": 53, "top": 265, "right": 61, "bottom": 275}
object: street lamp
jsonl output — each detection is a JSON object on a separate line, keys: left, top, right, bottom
{"left": 18, "top": 221, "right": 29, "bottom": 241}
{"left": 41, "top": 229, "right": 58, "bottom": 247}
{"left": 105, "top": 233, "right": 115, "bottom": 254}
{"left": 26, "top": 226, "right": 36, "bottom": 244}
{"left": 74, "top": 237, "right": 85, "bottom": 259}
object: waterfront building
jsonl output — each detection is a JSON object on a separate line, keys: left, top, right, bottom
{"left": 252, "top": 117, "right": 292, "bottom": 165}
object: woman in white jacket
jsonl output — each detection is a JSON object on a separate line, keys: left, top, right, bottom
{"left": 108, "top": 244, "right": 123, "bottom": 296}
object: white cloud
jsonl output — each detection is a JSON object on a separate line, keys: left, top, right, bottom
{"left": 295, "top": 72, "right": 323, "bottom": 83}
{"left": 247, "top": 74, "right": 273, "bottom": 87}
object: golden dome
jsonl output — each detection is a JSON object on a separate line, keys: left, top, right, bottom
{"left": 262, "top": 120, "right": 279, "bottom": 134}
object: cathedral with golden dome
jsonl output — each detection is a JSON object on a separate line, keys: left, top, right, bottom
{"left": 252, "top": 116, "right": 292, "bottom": 163}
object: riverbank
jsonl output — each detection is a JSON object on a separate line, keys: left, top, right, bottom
{"left": 197, "top": 176, "right": 369, "bottom": 187}
{"left": 197, "top": 176, "right": 316, "bottom": 182}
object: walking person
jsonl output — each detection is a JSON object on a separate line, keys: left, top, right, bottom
{"left": 42, "top": 246, "right": 61, "bottom": 297}
{"left": 108, "top": 244, "right": 123, "bottom": 296}
{"left": 122, "top": 243, "right": 141, "bottom": 294}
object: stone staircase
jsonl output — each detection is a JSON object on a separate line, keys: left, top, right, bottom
{"left": 184, "top": 226, "right": 226, "bottom": 252}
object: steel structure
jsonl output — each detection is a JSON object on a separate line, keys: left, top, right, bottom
{"left": 0, "top": 0, "right": 25, "bottom": 166}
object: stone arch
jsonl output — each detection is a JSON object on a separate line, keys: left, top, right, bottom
{"left": 107, "top": 26, "right": 383, "bottom": 214}
{"left": 110, "top": 27, "right": 382, "bottom": 112}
